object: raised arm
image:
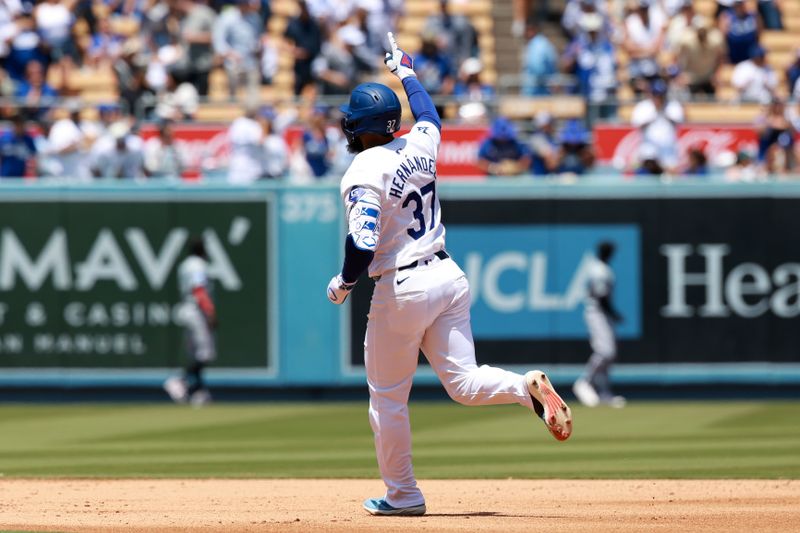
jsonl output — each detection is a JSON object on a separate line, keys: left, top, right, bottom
{"left": 384, "top": 32, "right": 441, "bottom": 131}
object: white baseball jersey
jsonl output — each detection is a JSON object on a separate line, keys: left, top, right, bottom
{"left": 340, "top": 120, "right": 445, "bottom": 278}
{"left": 178, "top": 255, "right": 211, "bottom": 303}
{"left": 342, "top": 118, "right": 540, "bottom": 509}
{"left": 584, "top": 258, "right": 615, "bottom": 314}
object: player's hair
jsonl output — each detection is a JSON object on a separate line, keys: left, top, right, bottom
{"left": 188, "top": 237, "right": 207, "bottom": 259}
{"left": 597, "top": 241, "right": 615, "bottom": 261}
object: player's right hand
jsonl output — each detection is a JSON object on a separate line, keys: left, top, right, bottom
{"left": 327, "top": 274, "right": 356, "bottom": 305}
{"left": 384, "top": 32, "right": 416, "bottom": 80}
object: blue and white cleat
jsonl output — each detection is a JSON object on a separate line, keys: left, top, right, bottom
{"left": 363, "top": 498, "right": 426, "bottom": 516}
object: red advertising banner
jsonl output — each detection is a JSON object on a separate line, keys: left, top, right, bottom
{"left": 593, "top": 124, "right": 760, "bottom": 169}
{"left": 140, "top": 123, "right": 489, "bottom": 179}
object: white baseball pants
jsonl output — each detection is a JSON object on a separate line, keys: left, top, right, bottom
{"left": 178, "top": 304, "right": 216, "bottom": 363}
{"left": 585, "top": 308, "right": 616, "bottom": 360}
{"left": 363, "top": 257, "right": 535, "bottom": 508}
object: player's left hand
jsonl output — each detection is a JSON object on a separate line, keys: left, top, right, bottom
{"left": 327, "top": 274, "right": 356, "bottom": 305}
{"left": 384, "top": 32, "right": 416, "bottom": 80}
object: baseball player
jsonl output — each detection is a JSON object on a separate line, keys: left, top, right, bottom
{"left": 163, "top": 238, "right": 217, "bottom": 406}
{"left": 572, "top": 241, "right": 626, "bottom": 408}
{"left": 326, "top": 33, "right": 572, "bottom": 517}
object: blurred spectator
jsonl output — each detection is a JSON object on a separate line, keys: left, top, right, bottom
{"left": 757, "top": 0, "right": 783, "bottom": 30}
{"left": 785, "top": 48, "right": 800, "bottom": 98}
{"left": 351, "top": 4, "right": 383, "bottom": 58}
{"left": 557, "top": 119, "right": 594, "bottom": 175}
{"left": 675, "top": 15, "right": 726, "bottom": 96}
{"left": 90, "top": 121, "right": 147, "bottom": 179}
{"left": 0, "top": 67, "right": 16, "bottom": 100}
{"left": 622, "top": 0, "right": 667, "bottom": 94}
{"left": 720, "top": 0, "right": 760, "bottom": 65}
{"left": 114, "top": 39, "right": 155, "bottom": 115}
{"left": 312, "top": 25, "right": 372, "bottom": 96}
{"left": 227, "top": 107, "right": 263, "bottom": 184}
{"left": 512, "top": 0, "right": 531, "bottom": 37}
{"left": 144, "top": 118, "right": 184, "bottom": 178}
{"left": 0, "top": 1, "right": 23, "bottom": 66}
{"left": 521, "top": 21, "right": 557, "bottom": 96}
{"left": 352, "top": 0, "right": 403, "bottom": 54}
{"left": 300, "top": 106, "right": 333, "bottom": 178}
{"left": 756, "top": 97, "right": 796, "bottom": 172}
{"left": 631, "top": 79, "right": 684, "bottom": 173}
{"left": 258, "top": 107, "right": 289, "bottom": 179}
{"left": 562, "top": 13, "right": 617, "bottom": 120}
{"left": 423, "top": 0, "right": 479, "bottom": 70}
{"left": 415, "top": 32, "right": 454, "bottom": 97}
{"left": 35, "top": 0, "right": 76, "bottom": 70}
{"left": 87, "top": 14, "right": 125, "bottom": 67}
{"left": 213, "top": 0, "right": 261, "bottom": 102}
{"left": 14, "top": 60, "right": 57, "bottom": 118}
{"left": 6, "top": 13, "right": 48, "bottom": 82}
{"left": 47, "top": 103, "right": 91, "bottom": 181}
{"left": 284, "top": 0, "right": 323, "bottom": 97}
{"left": 725, "top": 149, "right": 765, "bottom": 181}
{"left": 0, "top": 111, "right": 36, "bottom": 178}
{"left": 666, "top": 0, "right": 695, "bottom": 49}
{"left": 81, "top": 103, "right": 122, "bottom": 143}
{"left": 260, "top": 33, "right": 279, "bottom": 85}
{"left": 529, "top": 111, "right": 559, "bottom": 176}
{"left": 731, "top": 45, "right": 777, "bottom": 102}
{"left": 635, "top": 143, "right": 665, "bottom": 176}
{"left": 477, "top": 117, "right": 532, "bottom": 176}
{"left": 154, "top": 74, "right": 200, "bottom": 120}
{"left": 454, "top": 58, "right": 493, "bottom": 98}
{"left": 683, "top": 142, "right": 709, "bottom": 175}
{"left": 562, "top": 0, "right": 610, "bottom": 39}
{"left": 173, "top": 0, "right": 216, "bottom": 97}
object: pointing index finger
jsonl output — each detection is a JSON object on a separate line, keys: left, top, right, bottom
{"left": 387, "top": 32, "right": 398, "bottom": 52}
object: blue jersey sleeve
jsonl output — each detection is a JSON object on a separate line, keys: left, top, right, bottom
{"left": 402, "top": 77, "right": 441, "bottom": 131}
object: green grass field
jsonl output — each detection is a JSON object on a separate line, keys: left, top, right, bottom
{"left": 0, "top": 401, "right": 797, "bottom": 479}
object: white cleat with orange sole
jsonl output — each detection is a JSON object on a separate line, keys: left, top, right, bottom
{"left": 525, "top": 371, "right": 573, "bottom": 441}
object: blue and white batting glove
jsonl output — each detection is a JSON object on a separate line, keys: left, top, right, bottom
{"left": 384, "top": 32, "right": 416, "bottom": 80}
{"left": 327, "top": 274, "right": 356, "bottom": 305}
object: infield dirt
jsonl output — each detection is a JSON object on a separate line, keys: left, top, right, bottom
{"left": 1, "top": 479, "right": 798, "bottom": 532}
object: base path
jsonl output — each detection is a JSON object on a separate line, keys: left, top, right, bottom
{"left": 1, "top": 479, "right": 798, "bottom": 532}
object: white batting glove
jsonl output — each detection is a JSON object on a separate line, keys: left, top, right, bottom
{"left": 327, "top": 274, "right": 356, "bottom": 305}
{"left": 384, "top": 32, "right": 416, "bottom": 80}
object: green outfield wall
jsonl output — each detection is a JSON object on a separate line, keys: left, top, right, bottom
{"left": 0, "top": 180, "right": 799, "bottom": 389}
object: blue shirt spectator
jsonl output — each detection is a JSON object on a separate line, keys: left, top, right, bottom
{"left": 557, "top": 120, "right": 594, "bottom": 175}
{"left": 521, "top": 23, "right": 557, "bottom": 95}
{"left": 477, "top": 117, "right": 532, "bottom": 176}
{"left": 6, "top": 17, "right": 48, "bottom": 81}
{"left": 529, "top": 112, "right": 559, "bottom": 176}
{"left": 14, "top": 61, "right": 58, "bottom": 119}
{"left": 414, "top": 35, "right": 453, "bottom": 95}
{"left": 721, "top": 0, "right": 760, "bottom": 64}
{"left": 0, "top": 115, "right": 37, "bottom": 178}
{"left": 302, "top": 108, "right": 332, "bottom": 178}
{"left": 562, "top": 14, "right": 617, "bottom": 104}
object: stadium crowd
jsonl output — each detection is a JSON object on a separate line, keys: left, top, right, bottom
{"left": 0, "top": 0, "right": 798, "bottom": 180}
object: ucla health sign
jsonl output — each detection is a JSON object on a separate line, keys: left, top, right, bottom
{"left": 445, "top": 225, "right": 640, "bottom": 339}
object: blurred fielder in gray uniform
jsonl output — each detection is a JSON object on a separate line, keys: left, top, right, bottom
{"left": 572, "top": 241, "right": 626, "bottom": 408}
{"left": 164, "top": 238, "right": 217, "bottom": 406}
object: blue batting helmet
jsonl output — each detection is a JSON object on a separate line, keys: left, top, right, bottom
{"left": 339, "top": 82, "right": 401, "bottom": 146}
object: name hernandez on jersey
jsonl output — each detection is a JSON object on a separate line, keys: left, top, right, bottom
{"left": 340, "top": 120, "right": 444, "bottom": 278}
{"left": 388, "top": 151, "right": 436, "bottom": 199}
